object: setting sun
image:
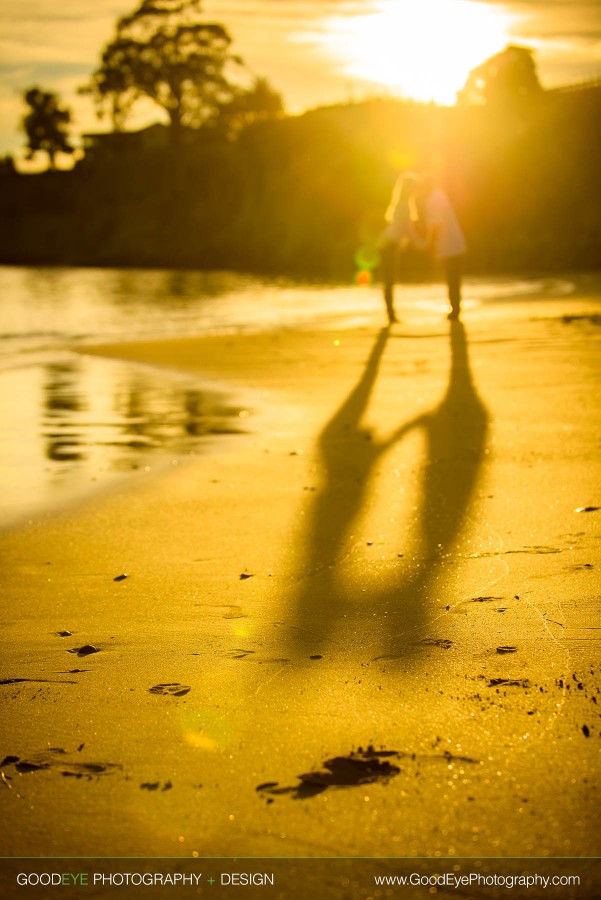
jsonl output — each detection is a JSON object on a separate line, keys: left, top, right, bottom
{"left": 321, "top": 0, "right": 515, "bottom": 104}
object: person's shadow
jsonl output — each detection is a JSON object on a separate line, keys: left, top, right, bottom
{"left": 288, "top": 321, "right": 489, "bottom": 659}
{"left": 376, "top": 320, "right": 489, "bottom": 659}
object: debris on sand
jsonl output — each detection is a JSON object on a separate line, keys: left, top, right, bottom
{"left": 485, "top": 677, "right": 530, "bottom": 688}
{"left": 67, "top": 645, "right": 100, "bottom": 657}
{"left": 148, "top": 683, "right": 191, "bottom": 697}
{"left": 256, "top": 746, "right": 401, "bottom": 800}
{"left": 470, "top": 596, "right": 504, "bottom": 603}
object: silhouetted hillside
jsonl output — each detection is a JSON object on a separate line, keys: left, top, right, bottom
{"left": 1, "top": 91, "right": 600, "bottom": 277}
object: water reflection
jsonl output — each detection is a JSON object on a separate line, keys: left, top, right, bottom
{"left": 1, "top": 353, "right": 249, "bottom": 528}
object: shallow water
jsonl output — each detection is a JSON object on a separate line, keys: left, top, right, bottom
{"left": 0, "top": 352, "right": 251, "bottom": 529}
{"left": 0, "top": 265, "right": 580, "bottom": 529}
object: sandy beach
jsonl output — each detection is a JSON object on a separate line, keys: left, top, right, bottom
{"left": 1, "top": 283, "right": 600, "bottom": 896}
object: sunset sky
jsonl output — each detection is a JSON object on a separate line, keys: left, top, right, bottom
{"left": 1, "top": 0, "right": 600, "bottom": 159}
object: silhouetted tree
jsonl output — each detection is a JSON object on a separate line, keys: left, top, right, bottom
{"left": 458, "top": 45, "right": 542, "bottom": 108}
{"left": 22, "top": 88, "right": 74, "bottom": 169}
{"left": 217, "top": 76, "right": 284, "bottom": 137}
{"left": 82, "top": 0, "right": 245, "bottom": 136}
{"left": 0, "top": 154, "right": 16, "bottom": 176}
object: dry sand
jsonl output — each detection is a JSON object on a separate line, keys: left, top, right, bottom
{"left": 1, "top": 284, "right": 600, "bottom": 896}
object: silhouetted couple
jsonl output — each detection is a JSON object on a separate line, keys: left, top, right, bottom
{"left": 381, "top": 172, "right": 466, "bottom": 324}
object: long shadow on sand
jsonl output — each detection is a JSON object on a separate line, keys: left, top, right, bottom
{"left": 289, "top": 321, "right": 489, "bottom": 659}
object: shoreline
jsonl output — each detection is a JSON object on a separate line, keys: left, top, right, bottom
{"left": 1, "top": 270, "right": 599, "bottom": 538}
{"left": 1, "top": 289, "right": 600, "bottom": 876}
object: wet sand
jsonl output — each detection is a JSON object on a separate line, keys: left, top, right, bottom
{"left": 1, "top": 287, "right": 600, "bottom": 894}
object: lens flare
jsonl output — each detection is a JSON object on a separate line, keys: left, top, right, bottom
{"left": 181, "top": 708, "right": 233, "bottom": 752}
{"left": 355, "top": 245, "right": 381, "bottom": 270}
{"left": 355, "top": 269, "right": 373, "bottom": 286}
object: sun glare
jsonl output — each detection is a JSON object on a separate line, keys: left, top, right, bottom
{"left": 322, "top": 0, "right": 514, "bottom": 105}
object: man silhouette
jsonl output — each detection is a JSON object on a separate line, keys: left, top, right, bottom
{"left": 418, "top": 174, "right": 467, "bottom": 320}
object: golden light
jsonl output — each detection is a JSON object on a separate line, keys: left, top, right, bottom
{"left": 321, "top": 0, "right": 514, "bottom": 105}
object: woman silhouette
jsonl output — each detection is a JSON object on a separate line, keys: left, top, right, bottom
{"left": 380, "top": 173, "right": 420, "bottom": 324}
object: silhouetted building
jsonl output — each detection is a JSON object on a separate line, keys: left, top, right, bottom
{"left": 80, "top": 123, "right": 170, "bottom": 166}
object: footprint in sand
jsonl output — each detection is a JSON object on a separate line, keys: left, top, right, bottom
{"left": 194, "top": 603, "right": 247, "bottom": 620}
{"left": 225, "top": 649, "right": 255, "bottom": 659}
{"left": 1, "top": 748, "right": 121, "bottom": 779}
{"left": 148, "top": 683, "right": 191, "bottom": 697}
{"left": 140, "top": 780, "right": 173, "bottom": 791}
{"left": 374, "top": 638, "right": 453, "bottom": 660}
{"left": 0, "top": 677, "right": 77, "bottom": 685}
{"left": 419, "top": 638, "right": 454, "bottom": 649}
